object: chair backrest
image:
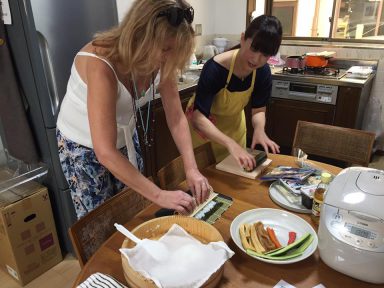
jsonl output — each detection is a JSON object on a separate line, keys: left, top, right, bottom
{"left": 157, "top": 142, "right": 216, "bottom": 190}
{"left": 292, "top": 121, "right": 375, "bottom": 167}
{"left": 68, "top": 186, "right": 151, "bottom": 267}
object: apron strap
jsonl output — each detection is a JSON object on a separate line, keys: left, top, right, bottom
{"left": 225, "top": 49, "right": 238, "bottom": 88}
{"left": 250, "top": 68, "right": 256, "bottom": 87}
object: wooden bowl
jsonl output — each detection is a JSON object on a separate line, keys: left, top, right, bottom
{"left": 121, "top": 215, "right": 224, "bottom": 288}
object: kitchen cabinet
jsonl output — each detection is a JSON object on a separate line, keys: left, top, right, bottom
{"left": 265, "top": 98, "right": 335, "bottom": 154}
{"left": 263, "top": 85, "right": 373, "bottom": 155}
{"left": 139, "top": 87, "right": 195, "bottom": 179}
{"left": 333, "top": 86, "right": 363, "bottom": 128}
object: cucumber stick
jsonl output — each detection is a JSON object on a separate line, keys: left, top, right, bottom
{"left": 247, "top": 233, "right": 314, "bottom": 260}
{"left": 247, "top": 249, "right": 303, "bottom": 260}
{"left": 267, "top": 232, "right": 311, "bottom": 257}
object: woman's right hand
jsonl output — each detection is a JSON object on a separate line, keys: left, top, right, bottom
{"left": 156, "top": 190, "right": 197, "bottom": 215}
{"left": 227, "top": 142, "right": 256, "bottom": 171}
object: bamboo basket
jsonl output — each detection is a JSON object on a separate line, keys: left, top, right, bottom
{"left": 121, "top": 215, "right": 224, "bottom": 288}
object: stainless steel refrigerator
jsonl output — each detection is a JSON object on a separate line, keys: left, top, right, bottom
{"left": 4, "top": 0, "right": 118, "bottom": 253}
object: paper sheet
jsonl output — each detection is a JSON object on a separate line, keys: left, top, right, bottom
{"left": 1, "top": 0, "right": 12, "bottom": 25}
{"left": 273, "top": 280, "right": 296, "bottom": 288}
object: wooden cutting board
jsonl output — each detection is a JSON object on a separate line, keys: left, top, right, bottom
{"left": 215, "top": 149, "right": 272, "bottom": 179}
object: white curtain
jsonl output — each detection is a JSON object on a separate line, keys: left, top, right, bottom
{"left": 362, "top": 59, "right": 384, "bottom": 151}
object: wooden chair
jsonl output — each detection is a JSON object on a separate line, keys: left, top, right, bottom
{"left": 157, "top": 142, "right": 216, "bottom": 190}
{"left": 292, "top": 121, "right": 376, "bottom": 167}
{"left": 68, "top": 185, "right": 151, "bottom": 267}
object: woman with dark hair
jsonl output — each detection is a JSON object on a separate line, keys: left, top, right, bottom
{"left": 186, "top": 15, "right": 282, "bottom": 170}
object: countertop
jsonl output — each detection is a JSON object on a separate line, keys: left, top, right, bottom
{"left": 175, "top": 58, "right": 377, "bottom": 91}
{"left": 177, "top": 81, "right": 198, "bottom": 94}
{"left": 177, "top": 69, "right": 200, "bottom": 94}
{"left": 271, "top": 58, "right": 378, "bottom": 88}
{"left": 153, "top": 78, "right": 197, "bottom": 100}
{"left": 271, "top": 66, "right": 375, "bottom": 88}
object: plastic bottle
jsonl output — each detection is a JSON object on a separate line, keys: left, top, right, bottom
{"left": 311, "top": 172, "right": 332, "bottom": 225}
{"left": 189, "top": 52, "right": 197, "bottom": 66}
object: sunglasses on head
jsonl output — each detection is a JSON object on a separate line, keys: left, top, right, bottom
{"left": 157, "top": 6, "right": 194, "bottom": 27}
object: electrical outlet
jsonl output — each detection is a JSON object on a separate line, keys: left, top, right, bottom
{"left": 195, "top": 24, "right": 202, "bottom": 36}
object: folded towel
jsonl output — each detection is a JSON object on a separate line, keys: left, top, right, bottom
{"left": 77, "top": 273, "right": 127, "bottom": 288}
{"left": 120, "top": 224, "right": 234, "bottom": 288}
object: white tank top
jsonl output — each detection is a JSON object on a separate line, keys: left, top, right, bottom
{"left": 57, "top": 51, "right": 160, "bottom": 168}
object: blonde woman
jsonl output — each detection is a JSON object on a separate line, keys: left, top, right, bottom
{"left": 57, "top": 0, "right": 210, "bottom": 219}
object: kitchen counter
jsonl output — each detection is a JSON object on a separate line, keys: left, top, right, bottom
{"left": 177, "top": 63, "right": 375, "bottom": 89}
{"left": 271, "top": 58, "right": 378, "bottom": 88}
{"left": 177, "top": 81, "right": 197, "bottom": 94}
{"left": 271, "top": 66, "right": 375, "bottom": 88}
{"left": 178, "top": 69, "right": 200, "bottom": 93}
{"left": 154, "top": 78, "right": 197, "bottom": 99}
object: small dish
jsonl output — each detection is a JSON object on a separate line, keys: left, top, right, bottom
{"left": 269, "top": 181, "right": 312, "bottom": 214}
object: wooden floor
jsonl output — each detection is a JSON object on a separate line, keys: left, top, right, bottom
{"left": 0, "top": 254, "right": 80, "bottom": 288}
{"left": 1, "top": 154, "right": 383, "bottom": 288}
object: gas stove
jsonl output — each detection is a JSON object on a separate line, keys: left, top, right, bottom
{"left": 274, "top": 66, "right": 347, "bottom": 80}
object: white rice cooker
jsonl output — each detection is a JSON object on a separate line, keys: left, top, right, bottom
{"left": 318, "top": 167, "right": 384, "bottom": 284}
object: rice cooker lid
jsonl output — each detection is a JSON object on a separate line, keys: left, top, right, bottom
{"left": 325, "top": 168, "right": 384, "bottom": 219}
{"left": 356, "top": 169, "right": 384, "bottom": 196}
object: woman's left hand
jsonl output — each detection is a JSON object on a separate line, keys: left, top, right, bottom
{"left": 186, "top": 168, "right": 211, "bottom": 205}
{"left": 251, "top": 129, "right": 280, "bottom": 154}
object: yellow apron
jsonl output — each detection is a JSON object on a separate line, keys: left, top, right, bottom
{"left": 186, "top": 49, "right": 256, "bottom": 162}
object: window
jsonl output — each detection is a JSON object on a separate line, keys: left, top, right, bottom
{"left": 252, "top": 0, "right": 384, "bottom": 42}
{"left": 273, "top": 1, "right": 298, "bottom": 36}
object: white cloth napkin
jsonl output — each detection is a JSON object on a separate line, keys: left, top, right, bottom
{"left": 120, "top": 224, "right": 234, "bottom": 288}
{"left": 77, "top": 272, "right": 127, "bottom": 288}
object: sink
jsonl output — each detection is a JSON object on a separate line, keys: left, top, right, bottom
{"left": 178, "top": 70, "right": 200, "bottom": 84}
{"left": 177, "top": 69, "right": 200, "bottom": 91}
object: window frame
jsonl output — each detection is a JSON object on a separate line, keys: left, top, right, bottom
{"left": 249, "top": 0, "right": 384, "bottom": 44}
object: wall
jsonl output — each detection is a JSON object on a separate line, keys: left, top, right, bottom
{"left": 115, "top": 0, "right": 217, "bottom": 35}
{"left": 295, "top": 0, "right": 316, "bottom": 37}
{"left": 186, "top": 0, "right": 246, "bottom": 50}
{"left": 316, "top": 0, "right": 333, "bottom": 37}
{"left": 213, "top": 0, "right": 246, "bottom": 35}
{"left": 193, "top": 0, "right": 245, "bottom": 53}
{"left": 253, "top": 0, "right": 265, "bottom": 18}
{"left": 116, "top": 0, "right": 134, "bottom": 22}
{"left": 115, "top": 0, "right": 217, "bottom": 51}
{"left": 189, "top": 0, "right": 215, "bottom": 35}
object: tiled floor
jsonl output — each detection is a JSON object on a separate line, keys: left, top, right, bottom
{"left": 1, "top": 154, "right": 383, "bottom": 288}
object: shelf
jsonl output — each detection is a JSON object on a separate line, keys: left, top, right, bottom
{"left": 0, "top": 150, "right": 48, "bottom": 206}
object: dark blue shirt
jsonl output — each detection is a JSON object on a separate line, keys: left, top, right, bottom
{"left": 194, "top": 58, "right": 272, "bottom": 117}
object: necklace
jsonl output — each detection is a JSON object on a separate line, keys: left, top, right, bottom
{"left": 131, "top": 74, "right": 155, "bottom": 147}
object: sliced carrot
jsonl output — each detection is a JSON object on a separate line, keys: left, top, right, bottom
{"left": 267, "top": 227, "right": 282, "bottom": 248}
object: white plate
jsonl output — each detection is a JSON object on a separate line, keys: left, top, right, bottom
{"left": 269, "top": 181, "right": 312, "bottom": 214}
{"left": 230, "top": 208, "right": 318, "bottom": 264}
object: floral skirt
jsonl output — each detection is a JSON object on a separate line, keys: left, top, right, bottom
{"left": 57, "top": 129, "right": 144, "bottom": 219}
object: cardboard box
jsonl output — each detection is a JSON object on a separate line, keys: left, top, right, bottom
{"left": 0, "top": 171, "right": 62, "bottom": 286}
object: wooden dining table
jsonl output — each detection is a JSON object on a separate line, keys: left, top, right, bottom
{"left": 73, "top": 154, "right": 379, "bottom": 288}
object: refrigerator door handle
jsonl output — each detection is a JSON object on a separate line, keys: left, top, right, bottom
{"left": 37, "top": 31, "right": 60, "bottom": 116}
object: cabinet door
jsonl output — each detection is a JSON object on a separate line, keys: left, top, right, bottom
{"left": 334, "top": 86, "right": 361, "bottom": 128}
{"left": 141, "top": 92, "right": 194, "bottom": 178}
{"left": 266, "top": 98, "right": 335, "bottom": 154}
